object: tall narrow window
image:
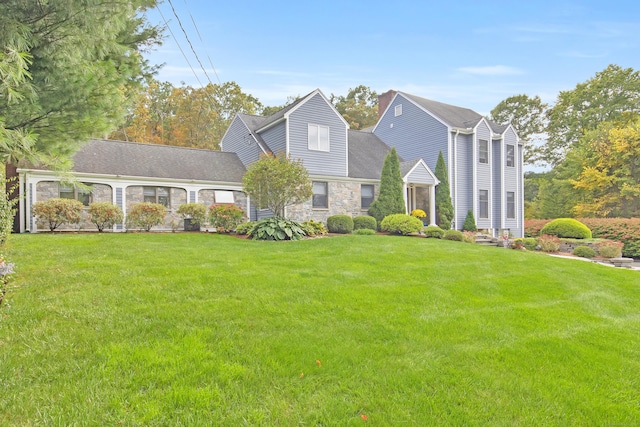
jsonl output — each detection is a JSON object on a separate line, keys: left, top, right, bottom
{"left": 308, "top": 124, "right": 329, "bottom": 151}
{"left": 506, "top": 144, "right": 515, "bottom": 167}
{"left": 361, "top": 184, "right": 374, "bottom": 209}
{"left": 312, "top": 181, "right": 328, "bottom": 208}
{"left": 507, "top": 191, "right": 515, "bottom": 219}
{"left": 479, "top": 189, "right": 489, "bottom": 219}
{"left": 394, "top": 104, "right": 403, "bottom": 117}
{"left": 479, "top": 140, "right": 489, "bottom": 164}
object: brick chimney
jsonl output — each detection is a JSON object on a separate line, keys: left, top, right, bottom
{"left": 378, "top": 90, "right": 397, "bottom": 119}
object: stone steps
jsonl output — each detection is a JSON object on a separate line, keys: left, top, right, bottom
{"left": 475, "top": 235, "right": 501, "bottom": 247}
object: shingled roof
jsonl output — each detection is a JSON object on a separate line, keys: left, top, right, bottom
{"left": 66, "top": 139, "right": 246, "bottom": 183}
{"left": 348, "top": 129, "right": 396, "bottom": 179}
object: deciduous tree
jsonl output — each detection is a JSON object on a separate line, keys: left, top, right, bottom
{"left": 331, "top": 86, "right": 379, "bottom": 130}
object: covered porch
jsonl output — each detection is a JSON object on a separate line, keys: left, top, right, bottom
{"left": 401, "top": 159, "right": 439, "bottom": 226}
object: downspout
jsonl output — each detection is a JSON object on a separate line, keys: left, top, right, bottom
{"left": 500, "top": 134, "right": 506, "bottom": 232}
{"left": 453, "top": 130, "right": 459, "bottom": 230}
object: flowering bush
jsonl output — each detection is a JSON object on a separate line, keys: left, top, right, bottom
{"left": 537, "top": 234, "right": 561, "bottom": 253}
{"left": 597, "top": 240, "right": 624, "bottom": 258}
{"left": 176, "top": 203, "right": 207, "bottom": 225}
{"left": 410, "top": 209, "right": 426, "bottom": 219}
{"left": 127, "top": 202, "right": 166, "bottom": 231}
{"left": 87, "top": 202, "right": 123, "bottom": 232}
{"left": 32, "top": 198, "right": 84, "bottom": 231}
{"left": 209, "top": 204, "right": 245, "bottom": 233}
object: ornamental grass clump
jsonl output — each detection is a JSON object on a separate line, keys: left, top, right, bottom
{"left": 353, "top": 215, "right": 377, "bottom": 231}
{"left": 597, "top": 240, "right": 624, "bottom": 258}
{"left": 327, "top": 215, "right": 354, "bottom": 234}
{"left": 127, "top": 202, "right": 166, "bottom": 231}
{"left": 209, "top": 204, "right": 245, "bottom": 233}
{"left": 537, "top": 234, "right": 561, "bottom": 253}
{"left": 380, "top": 214, "right": 423, "bottom": 235}
{"left": 87, "top": 202, "right": 124, "bottom": 232}
{"left": 32, "top": 198, "right": 84, "bottom": 232}
{"left": 540, "top": 218, "right": 592, "bottom": 239}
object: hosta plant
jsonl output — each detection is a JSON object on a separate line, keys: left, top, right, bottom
{"left": 248, "top": 217, "right": 306, "bottom": 241}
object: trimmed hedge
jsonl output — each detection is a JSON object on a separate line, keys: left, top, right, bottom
{"left": 327, "top": 215, "right": 354, "bottom": 234}
{"left": 353, "top": 215, "right": 377, "bottom": 231}
{"left": 380, "top": 214, "right": 423, "bottom": 235}
{"left": 573, "top": 245, "right": 596, "bottom": 258}
{"left": 540, "top": 218, "right": 592, "bottom": 239}
{"left": 443, "top": 230, "right": 464, "bottom": 241}
{"left": 424, "top": 225, "right": 444, "bottom": 238}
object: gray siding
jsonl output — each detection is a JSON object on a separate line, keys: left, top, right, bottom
{"left": 492, "top": 140, "right": 502, "bottom": 228}
{"left": 220, "top": 115, "right": 262, "bottom": 167}
{"left": 288, "top": 92, "right": 348, "bottom": 176}
{"left": 261, "top": 121, "right": 286, "bottom": 155}
{"left": 405, "top": 164, "right": 436, "bottom": 185}
{"left": 503, "top": 127, "right": 520, "bottom": 231}
{"left": 476, "top": 121, "right": 492, "bottom": 229}
{"left": 374, "top": 94, "right": 449, "bottom": 173}
{"left": 454, "top": 134, "right": 473, "bottom": 230}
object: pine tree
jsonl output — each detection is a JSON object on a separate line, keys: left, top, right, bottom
{"left": 368, "top": 147, "right": 405, "bottom": 225}
{"left": 434, "top": 151, "right": 454, "bottom": 229}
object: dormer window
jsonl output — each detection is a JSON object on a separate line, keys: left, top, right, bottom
{"left": 308, "top": 124, "right": 330, "bottom": 152}
{"left": 395, "top": 104, "right": 403, "bottom": 116}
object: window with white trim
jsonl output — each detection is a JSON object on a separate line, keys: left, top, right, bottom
{"left": 479, "top": 139, "right": 489, "bottom": 164}
{"left": 506, "top": 144, "right": 515, "bottom": 167}
{"left": 308, "top": 124, "right": 329, "bottom": 152}
{"left": 312, "top": 181, "right": 328, "bottom": 208}
{"left": 144, "top": 186, "right": 170, "bottom": 207}
{"left": 361, "top": 184, "right": 374, "bottom": 209}
{"left": 479, "top": 189, "right": 489, "bottom": 219}
{"left": 60, "top": 183, "right": 92, "bottom": 206}
{"left": 395, "top": 104, "right": 403, "bottom": 116}
{"left": 507, "top": 191, "right": 515, "bottom": 219}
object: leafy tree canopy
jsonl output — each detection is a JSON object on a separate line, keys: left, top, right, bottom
{"left": 0, "top": 0, "right": 162, "bottom": 164}
{"left": 331, "top": 86, "right": 379, "bottom": 130}
{"left": 242, "top": 152, "right": 313, "bottom": 218}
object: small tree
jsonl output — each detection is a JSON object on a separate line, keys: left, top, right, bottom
{"left": 462, "top": 209, "right": 477, "bottom": 232}
{"left": 87, "top": 202, "right": 124, "bottom": 232}
{"left": 32, "top": 198, "right": 84, "bottom": 232}
{"left": 368, "top": 147, "right": 405, "bottom": 225}
{"left": 126, "top": 202, "right": 166, "bottom": 232}
{"left": 434, "top": 151, "right": 454, "bottom": 230}
{"left": 242, "top": 152, "right": 312, "bottom": 218}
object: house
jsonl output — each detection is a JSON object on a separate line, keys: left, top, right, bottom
{"left": 374, "top": 90, "right": 524, "bottom": 237}
{"left": 16, "top": 88, "right": 522, "bottom": 237}
{"left": 220, "top": 89, "right": 439, "bottom": 224}
{"left": 16, "top": 139, "right": 248, "bottom": 232}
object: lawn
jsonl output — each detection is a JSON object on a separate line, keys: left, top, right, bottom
{"left": 1, "top": 233, "right": 639, "bottom": 426}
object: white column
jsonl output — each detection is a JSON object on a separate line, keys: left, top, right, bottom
{"left": 403, "top": 183, "right": 408, "bottom": 214}
{"left": 429, "top": 185, "right": 436, "bottom": 226}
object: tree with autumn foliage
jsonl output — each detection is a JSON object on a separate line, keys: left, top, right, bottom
{"left": 331, "top": 86, "right": 379, "bottom": 130}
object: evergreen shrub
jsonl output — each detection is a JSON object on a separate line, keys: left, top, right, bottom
{"left": 353, "top": 228, "right": 376, "bottom": 235}
{"left": 327, "top": 215, "right": 354, "bottom": 234}
{"left": 540, "top": 218, "right": 592, "bottom": 239}
{"left": 424, "top": 225, "right": 444, "bottom": 238}
{"left": 353, "top": 215, "right": 377, "bottom": 231}
{"left": 573, "top": 245, "right": 597, "bottom": 258}
{"left": 443, "top": 230, "right": 464, "bottom": 241}
{"left": 523, "top": 238, "right": 538, "bottom": 251}
{"left": 380, "top": 214, "right": 423, "bottom": 235}
{"left": 462, "top": 210, "right": 477, "bottom": 232}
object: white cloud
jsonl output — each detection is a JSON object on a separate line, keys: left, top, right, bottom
{"left": 457, "top": 65, "right": 524, "bottom": 76}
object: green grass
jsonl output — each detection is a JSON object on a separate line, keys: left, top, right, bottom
{"left": 1, "top": 233, "right": 640, "bottom": 426}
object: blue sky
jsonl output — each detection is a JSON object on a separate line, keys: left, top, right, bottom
{"left": 144, "top": 0, "right": 640, "bottom": 116}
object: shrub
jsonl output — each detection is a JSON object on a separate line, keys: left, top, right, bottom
{"left": 524, "top": 219, "right": 551, "bottom": 237}
{"left": 537, "top": 234, "right": 560, "bottom": 253}
{"left": 235, "top": 221, "right": 256, "bottom": 235}
{"left": 462, "top": 209, "right": 477, "bottom": 232}
{"left": 327, "top": 215, "right": 354, "bottom": 234}
{"left": 579, "top": 217, "right": 640, "bottom": 258}
{"left": 176, "top": 203, "right": 207, "bottom": 225}
{"left": 597, "top": 240, "right": 624, "bottom": 258}
{"left": 127, "top": 202, "right": 166, "bottom": 231}
{"left": 301, "top": 220, "right": 327, "bottom": 237}
{"left": 540, "top": 218, "right": 592, "bottom": 239}
{"left": 0, "top": 173, "right": 18, "bottom": 247}
{"left": 353, "top": 228, "right": 376, "bottom": 235}
{"left": 209, "top": 204, "right": 245, "bottom": 233}
{"left": 512, "top": 238, "right": 525, "bottom": 249}
{"left": 380, "top": 214, "right": 423, "bottom": 235}
{"left": 87, "top": 202, "right": 124, "bottom": 232}
{"left": 573, "top": 245, "right": 597, "bottom": 258}
{"left": 248, "top": 217, "right": 306, "bottom": 241}
{"left": 523, "top": 238, "right": 538, "bottom": 251}
{"left": 32, "top": 198, "right": 84, "bottom": 232}
{"left": 443, "top": 229, "right": 464, "bottom": 241}
{"left": 353, "top": 215, "right": 377, "bottom": 231}
{"left": 424, "top": 225, "right": 444, "bottom": 238}
{"left": 462, "top": 231, "right": 476, "bottom": 243}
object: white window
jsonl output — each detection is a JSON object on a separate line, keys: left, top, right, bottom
{"left": 506, "top": 144, "right": 515, "bottom": 167}
{"left": 60, "top": 183, "right": 92, "bottom": 206}
{"left": 312, "top": 181, "right": 328, "bottom": 208}
{"left": 479, "top": 140, "right": 489, "bottom": 164}
{"left": 214, "top": 190, "right": 235, "bottom": 204}
{"left": 308, "top": 124, "right": 329, "bottom": 152}
{"left": 507, "top": 192, "right": 515, "bottom": 219}
{"left": 361, "top": 184, "right": 374, "bottom": 209}
{"left": 144, "top": 186, "right": 170, "bottom": 207}
{"left": 395, "top": 104, "right": 403, "bottom": 117}
{"left": 479, "top": 189, "right": 489, "bottom": 219}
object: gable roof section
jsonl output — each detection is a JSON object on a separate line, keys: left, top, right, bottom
{"left": 236, "top": 113, "right": 272, "bottom": 154}
{"left": 400, "top": 92, "right": 483, "bottom": 129}
{"left": 63, "top": 139, "right": 246, "bottom": 183}
{"left": 400, "top": 159, "right": 439, "bottom": 185}
{"left": 347, "top": 130, "right": 394, "bottom": 180}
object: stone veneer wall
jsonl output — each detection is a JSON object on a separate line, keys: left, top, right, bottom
{"left": 287, "top": 181, "right": 378, "bottom": 224}
{"left": 197, "top": 190, "right": 247, "bottom": 214}
{"left": 125, "top": 186, "right": 187, "bottom": 230}
{"left": 34, "top": 181, "right": 113, "bottom": 231}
